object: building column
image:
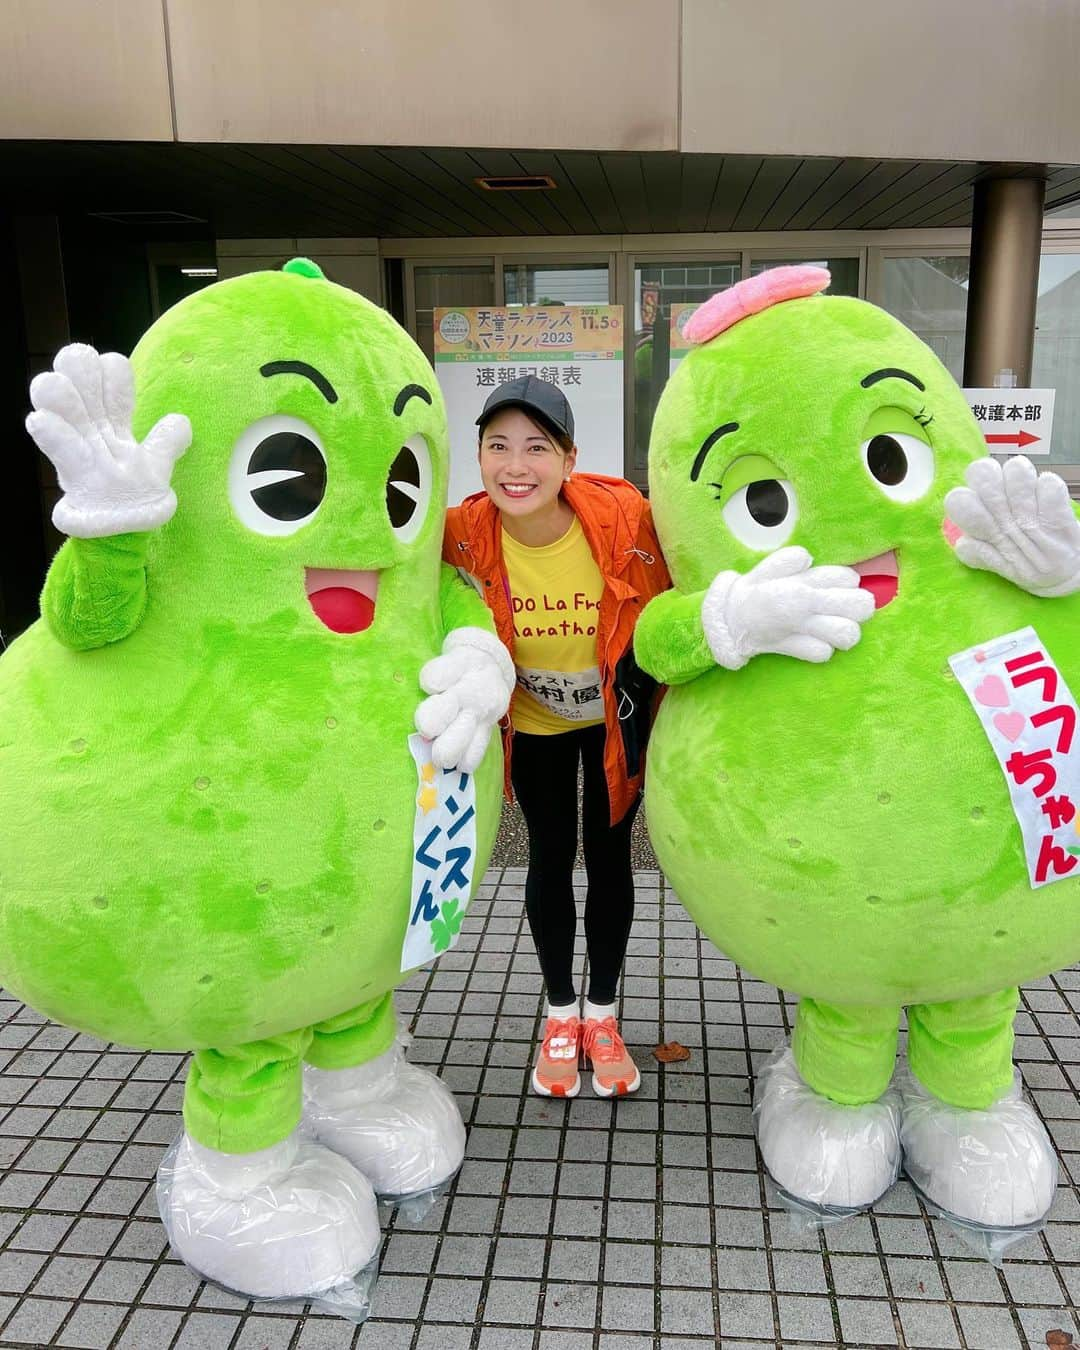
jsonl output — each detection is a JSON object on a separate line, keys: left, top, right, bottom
{"left": 963, "top": 174, "right": 1046, "bottom": 388}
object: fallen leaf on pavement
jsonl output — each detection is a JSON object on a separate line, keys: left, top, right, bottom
{"left": 653, "top": 1042, "right": 691, "bottom": 1063}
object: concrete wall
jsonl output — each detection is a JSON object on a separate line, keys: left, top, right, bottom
{"left": 0, "top": 0, "right": 174, "bottom": 140}
{"left": 3, "top": 0, "right": 1079, "bottom": 165}
{"left": 167, "top": 0, "right": 678, "bottom": 151}
{"left": 681, "top": 0, "right": 1080, "bottom": 162}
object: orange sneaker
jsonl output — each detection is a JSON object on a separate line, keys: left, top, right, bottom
{"left": 531, "top": 1016, "right": 582, "bottom": 1098}
{"left": 582, "top": 1015, "right": 640, "bottom": 1097}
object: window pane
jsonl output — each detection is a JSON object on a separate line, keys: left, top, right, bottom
{"left": 1033, "top": 254, "right": 1080, "bottom": 466}
{"left": 632, "top": 260, "right": 740, "bottom": 474}
{"left": 504, "top": 262, "right": 609, "bottom": 307}
{"left": 413, "top": 264, "right": 495, "bottom": 361}
{"left": 749, "top": 256, "right": 860, "bottom": 298}
{"left": 880, "top": 256, "right": 970, "bottom": 383}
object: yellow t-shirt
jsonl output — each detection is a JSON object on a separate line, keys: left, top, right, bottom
{"left": 501, "top": 516, "right": 605, "bottom": 735}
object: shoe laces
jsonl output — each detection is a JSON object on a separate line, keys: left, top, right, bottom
{"left": 541, "top": 1016, "right": 580, "bottom": 1061}
{"left": 583, "top": 1016, "right": 625, "bottom": 1064}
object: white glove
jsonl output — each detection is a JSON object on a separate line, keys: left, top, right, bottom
{"left": 415, "top": 627, "right": 514, "bottom": 773}
{"left": 26, "top": 344, "right": 191, "bottom": 538}
{"left": 944, "top": 455, "right": 1080, "bottom": 597}
{"left": 701, "top": 545, "right": 875, "bottom": 670}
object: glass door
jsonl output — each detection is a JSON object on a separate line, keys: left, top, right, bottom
{"left": 503, "top": 260, "right": 610, "bottom": 307}
{"left": 629, "top": 257, "right": 741, "bottom": 476}
{"left": 407, "top": 261, "right": 497, "bottom": 363}
{"left": 877, "top": 252, "right": 970, "bottom": 383}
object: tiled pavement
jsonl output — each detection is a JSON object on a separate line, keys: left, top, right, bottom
{"left": 0, "top": 866, "right": 1078, "bottom": 1347}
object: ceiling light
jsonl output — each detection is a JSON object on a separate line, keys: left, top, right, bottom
{"left": 475, "top": 175, "right": 556, "bottom": 192}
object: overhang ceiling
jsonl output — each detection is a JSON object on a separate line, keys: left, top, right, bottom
{"left": 4, "top": 141, "right": 1080, "bottom": 239}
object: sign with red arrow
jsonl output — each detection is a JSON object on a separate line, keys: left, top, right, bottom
{"left": 984, "top": 428, "right": 1042, "bottom": 449}
{"left": 963, "top": 388, "right": 1055, "bottom": 457}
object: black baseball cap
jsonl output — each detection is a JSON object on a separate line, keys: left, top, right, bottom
{"left": 476, "top": 375, "right": 575, "bottom": 442}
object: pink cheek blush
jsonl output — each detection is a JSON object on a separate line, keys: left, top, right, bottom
{"left": 942, "top": 517, "right": 963, "bottom": 548}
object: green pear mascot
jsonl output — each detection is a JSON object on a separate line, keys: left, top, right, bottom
{"left": 0, "top": 261, "right": 510, "bottom": 1303}
{"left": 637, "top": 266, "right": 1080, "bottom": 1237}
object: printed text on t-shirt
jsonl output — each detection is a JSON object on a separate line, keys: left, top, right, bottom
{"left": 513, "top": 591, "right": 598, "bottom": 639}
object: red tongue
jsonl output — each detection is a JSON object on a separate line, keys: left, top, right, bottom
{"left": 860, "top": 574, "right": 898, "bottom": 610}
{"left": 307, "top": 586, "right": 375, "bottom": 634}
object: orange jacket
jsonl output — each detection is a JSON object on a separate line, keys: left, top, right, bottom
{"left": 443, "top": 473, "right": 671, "bottom": 825}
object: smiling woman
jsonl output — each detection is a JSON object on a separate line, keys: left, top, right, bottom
{"left": 443, "top": 373, "right": 671, "bottom": 1101}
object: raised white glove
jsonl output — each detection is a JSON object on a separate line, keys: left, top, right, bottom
{"left": 26, "top": 343, "right": 191, "bottom": 538}
{"left": 944, "top": 455, "right": 1080, "bottom": 597}
{"left": 415, "top": 627, "right": 514, "bottom": 773}
{"left": 701, "top": 545, "right": 875, "bottom": 670}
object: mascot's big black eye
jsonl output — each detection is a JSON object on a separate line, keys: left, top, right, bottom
{"left": 859, "top": 431, "right": 935, "bottom": 503}
{"left": 228, "top": 414, "right": 327, "bottom": 536}
{"left": 866, "top": 435, "right": 908, "bottom": 486}
{"left": 722, "top": 478, "right": 799, "bottom": 551}
{"left": 386, "top": 445, "right": 420, "bottom": 527}
{"left": 745, "top": 479, "right": 790, "bottom": 527}
{"left": 386, "top": 433, "right": 433, "bottom": 544}
{"left": 248, "top": 434, "right": 326, "bottom": 519}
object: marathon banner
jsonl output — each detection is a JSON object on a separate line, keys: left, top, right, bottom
{"left": 434, "top": 305, "right": 624, "bottom": 505}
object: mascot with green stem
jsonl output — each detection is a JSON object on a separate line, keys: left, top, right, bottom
{"left": 0, "top": 260, "right": 510, "bottom": 1305}
{"left": 636, "top": 265, "right": 1080, "bottom": 1240}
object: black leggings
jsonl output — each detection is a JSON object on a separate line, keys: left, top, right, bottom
{"left": 510, "top": 723, "right": 639, "bottom": 1007}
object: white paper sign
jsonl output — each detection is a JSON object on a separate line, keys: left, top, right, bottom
{"left": 950, "top": 626, "right": 1080, "bottom": 888}
{"left": 962, "top": 389, "right": 1055, "bottom": 457}
{"left": 400, "top": 734, "right": 478, "bottom": 972}
{"left": 434, "top": 305, "right": 624, "bottom": 506}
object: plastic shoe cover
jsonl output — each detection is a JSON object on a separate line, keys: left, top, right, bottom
{"left": 157, "top": 1129, "right": 381, "bottom": 1314}
{"left": 754, "top": 1044, "right": 902, "bottom": 1212}
{"left": 302, "top": 1035, "right": 466, "bottom": 1207}
{"left": 900, "top": 1066, "right": 1058, "bottom": 1236}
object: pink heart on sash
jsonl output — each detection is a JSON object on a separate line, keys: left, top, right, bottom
{"left": 975, "top": 675, "right": 1009, "bottom": 708}
{"left": 993, "top": 711, "right": 1025, "bottom": 742}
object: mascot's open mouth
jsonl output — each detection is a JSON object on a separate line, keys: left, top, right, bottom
{"left": 305, "top": 567, "right": 379, "bottom": 634}
{"left": 851, "top": 550, "right": 899, "bottom": 609}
